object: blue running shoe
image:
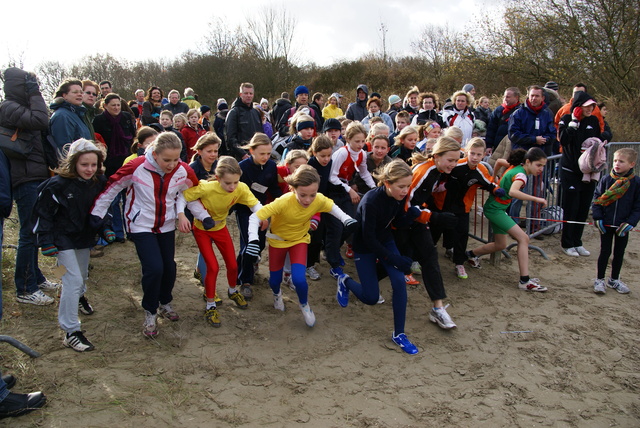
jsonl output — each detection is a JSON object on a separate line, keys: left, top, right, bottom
{"left": 329, "top": 267, "right": 344, "bottom": 279}
{"left": 392, "top": 332, "right": 419, "bottom": 355}
{"left": 336, "top": 274, "right": 350, "bottom": 307}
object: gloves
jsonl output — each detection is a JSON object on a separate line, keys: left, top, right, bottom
{"left": 572, "top": 107, "right": 583, "bottom": 122}
{"left": 245, "top": 240, "right": 260, "bottom": 258}
{"left": 406, "top": 206, "right": 421, "bottom": 221}
{"left": 104, "top": 229, "right": 116, "bottom": 243}
{"left": 594, "top": 220, "right": 607, "bottom": 234}
{"left": 201, "top": 217, "right": 215, "bottom": 230}
{"left": 343, "top": 218, "right": 358, "bottom": 236}
{"left": 493, "top": 188, "right": 506, "bottom": 198}
{"left": 429, "top": 212, "right": 457, "bottom": 229}
{"left": 25, "top": 73, "right": 40, "bottom": 96}
{"left": 41, "top": 244, "right": 58, "bottom": 257}
{"left": 309, "top": 218, "right": 319, "bottom": 231}
{"left": 616, "top": 222, "right": 633, "bottom": 237}
{"left": 89, "top": 214, "right": 104, "bottom": 230}
{"left": 386, "top": 253, "right": 413, "bottom": 274}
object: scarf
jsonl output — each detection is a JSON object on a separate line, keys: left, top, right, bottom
{"left": 501, "top": 102, "right": 518, "bottom": 117}
{"left": 526, "top": 99, "right": 544, "bottom": 114}
{"left": 104, "top": 111, "right": 132, "bottom": 158}
{"left": 594, "top": 169, "right": 635, "bottom": 206}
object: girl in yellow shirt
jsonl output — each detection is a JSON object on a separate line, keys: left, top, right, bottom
{"left": 183, "top": 156, "right": 266, "bottom": 327}
{"left": 246, "top": 165, "right": 356, "bottom": 327}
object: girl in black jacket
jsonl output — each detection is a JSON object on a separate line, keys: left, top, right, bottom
{"left": 33, "top": 139, "right": 114, "bottom": 352}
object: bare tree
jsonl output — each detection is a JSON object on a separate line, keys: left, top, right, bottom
{"left": 411, "top": 24, "right": 461, "bottom": 80}
{"left": 379, "top": 20, "right": 389, "bottom": 63}
{"left": 203, "top": 17, "right": 243, "bottom": 58}
{"left": 35, "top": 60, "right": 68, "bottom": 103}
{"left": 241, "top": 5, "right": 298, "bottom": 64}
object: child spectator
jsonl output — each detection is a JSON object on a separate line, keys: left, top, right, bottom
{"left": 390, "top": 110, "right": 411, "bottom": 145}
{"left": 466, "top": 148, "right": 549, "bottom": 292}
{"left": 592, "top": 148, "right": 640, "bottom": 294}
{"left": 281, "top": 114, "right": 315, "bottom": 159}
{"left": 416, "top": 121, "right": 441, "bottom": 151}
{"left": 246, "top": 165, "right": 356, "bottom": 327}
{"left": 389, "top": 126, "right": 419, "bottom": 165}
{"left": 158, "top": 111, "right": 188, "bottom": 161}
{"left": 181, "top": 108, "right": 207, "bottom": 160}
{"left": 33, "top": 139, "right": 114, "bottom": 351}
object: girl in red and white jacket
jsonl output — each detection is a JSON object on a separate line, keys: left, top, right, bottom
{"left": 325, "top": 122, "right": 376, "bottom": 278}
{"left": 91, "top": 132, "right": 207, "bottom": 338}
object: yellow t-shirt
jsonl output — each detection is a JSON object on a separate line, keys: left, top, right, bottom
{"left": 256, "top": 192, "right": 334, "bottom": 248}
{"left": 183, "top": 180, "right": 258, "bottom": 231}
{"left": 123, "top": 153, "right": 138, "bottom": 165}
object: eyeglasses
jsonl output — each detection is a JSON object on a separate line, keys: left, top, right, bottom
{"left": 84, "top": 91, "right": 97, "bottom": 96}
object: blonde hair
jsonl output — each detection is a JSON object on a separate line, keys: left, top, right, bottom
{"left": 151, "top": 131, "right": 183, "bottom": 154}
{"left": 466, "top": 137, "right": 486, "bottom": 152}
{"left": 411, "top": 136, "right": 461, "bottom": 164}
{"left": 191, "top": 132, "right": 221, "bottom": 162}
{"left": 309, "top": 135, "right": 333, "bottom": 154}
{"left": 451, "top": 90, "right": 473, "bottom": 107}
{"left": 443, "top": 126, "right": 463, "bottom": 143}
{"left": 474, "top": 96, "right": 489, "bottom": 108}
{"left": 283, "top": 149, "right": 309, "bottom": 166}
{"left": 214, "top": 156, "right": 242, "bottom": 178}
{"left": 187, "top": 108, "right": 200, "bottom": 119}
{"left": 373, "top": 159, "right": 412, "bottom": 186}
{"left": 289, "top": 113, "right": 315, "bottom": 136}
{"left": 615, "top": 148, "right": 638, "bottom": 164}
{"left": 173, "top": 113, "right": 187, "bottom": 127}
{"left": 242, "top": 132, "right": 272, "bottom": 150}
{"left": 395, "top": 125, "right": 419, "bottom": 146}
{"left": 284, "top": 164, "right": 320, "bottom": 188}
{"left": 369, "top": 123, "right": 389, "bottom": 137}
{"left": 344, "top": 122, "right": 367, "bottom": 141}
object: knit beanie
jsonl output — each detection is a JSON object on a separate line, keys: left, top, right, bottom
{"left": 294, "top": 85, "right": 309, "bottom": 97}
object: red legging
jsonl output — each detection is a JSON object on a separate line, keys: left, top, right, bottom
{"left": 193, "top": 227, "right": 237, "bottom": 299}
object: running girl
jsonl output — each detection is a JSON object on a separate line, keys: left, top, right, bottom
{"left": 184, "top": 156, "right": 265, "bottom": 326}
{"left": 33, "top": 139, "right": 114, "bottom": 351}
{"left": 91, "top": 132, "right": 207, "bottom": 337}
{"left": 236, "top": 133, "right": 282, "bottom": 300}
{"left": 246, "top": 165, "right": 356, "bottom": 327}
{"left": 336, "top": 160, "right": 421, "bottom": 354}
{"left": 466, "top": 148, "right": 549, "bottom": 291}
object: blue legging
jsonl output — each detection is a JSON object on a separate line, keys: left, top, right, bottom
{"left": 343, "top": 241, "right": 407, "bottom": 334}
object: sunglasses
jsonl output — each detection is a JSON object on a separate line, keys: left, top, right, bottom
{"left": 84, "top": 91, "right": 97, "bottom": 97}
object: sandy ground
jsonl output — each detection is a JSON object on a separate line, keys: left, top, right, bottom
{"left": 1, "top": 214, "right": 639, "bottom": 428}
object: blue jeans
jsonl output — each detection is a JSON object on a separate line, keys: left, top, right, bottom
{"left": 14, "top": 181, "right": 45, "bottom": 295}
{"left": 0, "top": 368, "right": 8, "bottom": 402}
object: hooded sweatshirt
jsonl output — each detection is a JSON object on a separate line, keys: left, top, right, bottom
{"left": 346, "top": 84, "right": 369, "bottom": 121}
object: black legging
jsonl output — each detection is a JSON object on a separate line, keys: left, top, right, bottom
{"left": 597, "top": 230, "right": 629, "bottom": 280}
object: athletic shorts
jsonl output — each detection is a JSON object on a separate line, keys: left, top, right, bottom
{"left": 483, "top": 204, "right": 516, "bottom": 235}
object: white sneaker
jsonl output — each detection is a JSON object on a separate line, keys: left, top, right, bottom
{"left": 518, "top": 278, "right": 548, "bottom": 292}
{"left": 593, "top": 278, "right": 606, "bottom": 294}
{"left": 575, "top": 246, "right": 590, "bottom": 256}
{"left": 63, "top": 331, "right": 95, "bottom": 352}
{"left": 16, "top": 290, "right": 54, "bottom": 305}
{"left": 429, "top": 304, "right": 457, "bottom": 329}
{"left": 299, "top": 303, "right": 316, "bottom": 327}
{"left": 306, "top": 266, "right": 321, "bottom": 281}
{"left": 273, "top": 292, "right": 285, "bottom": 311}
{"left": 38, "top": 279, "right": 60, "bottom": 290}
{"left": 607, "top": 278, "right": 630, "bottom": 294}
{"left": 143, "top": 310, "right": 158, "bottom": 337}
{"left": 562, "top": 247, "right": 579, "bottom": 257}
{"left": 377, "top": 294, "right": 385, "bottom": 304}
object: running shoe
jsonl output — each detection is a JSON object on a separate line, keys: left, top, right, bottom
{"left": 345, "top": 244, "right": 354, "bottom": 259}
{"left": 518, "top": 278, "right": 548, "bottom": 292}
{"left": 391, "top": 332, "right": 419, "bottom": 355}
{"left": 204, "top": 308, "right": 221, "bottom": 327}
{"left": 455, "top": 264, "right": 468, "bottom": 279}
{"left": 78, "top": 295, "right": 94, "bottom": 315}
{"left": 593, "top": 278, "right": 606, "bottom": 294}
{"left": 562, "top": 247, "right": 579, "bottom": 257}
{"left": 229, "top": 290, "right": 249, "bottom": 308}
{"left": 299, "top": 303, "right": 316, "bottom": 327}
{"left": 306, "top": 266, "right": 321, "bottom": 281}
{"left": 38, "top": 279, "right": 60, "bottom": 291}
{"left": 411, "top": 261, "right": 422, "bottom": 275}
{"left": 273, "top": 291, "right": 285, "bottom": 311}
{"left": 607, "top": 278, "right": 630, "bottom": 294}
{"left": 158, "top": 303, "right": 180, "bottom": 321}
{"left": 240, "top": 284, "right": 253, "bottom": 301}
{"left": 575, "top": 246, "right": 590, "bottom": 256}
{"left": 63, "top": 331, "right": 95, "bottom": 352}
{"left": 405, "top": 274, "right": 419, "bottom": 286}
{"left": 429, "top": 304, "right": 457, "bottom": 329}
{"left": 336, "top": 274, "right": 350, "bottom": 307}
{"left": 143, "top": 310, "right": 158, "bottom": 338}
{"left": 467, "top": 252, "right": 481, "bottom": 269}
{"left": 329, "top": 267, "right": 344, "bottom": 279}
{"left": 283, "top": 272, "right": 294, "bottom": 290}
{"left": 377, "top": 294, "right": 385, "bottom": 304}
{"left": 16, "top": 290, "right": 54, "bottom": 306}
